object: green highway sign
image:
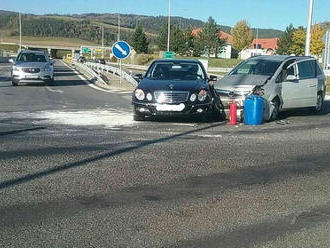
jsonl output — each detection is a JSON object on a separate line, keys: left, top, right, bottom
{"left": 162, "top": 51, "right": 175, "bottom": 59}
{"left": 82, "top": 47, "right": 90, "bottom": 53}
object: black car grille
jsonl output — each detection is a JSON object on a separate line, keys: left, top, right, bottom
{"left": 154, "top": 91, "right": 189, "bottom": 103}
{"left": 23, "top": 68, "right": 40, "bottom": 73}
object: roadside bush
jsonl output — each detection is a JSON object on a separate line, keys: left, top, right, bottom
{"left": 135, "top": 54, "right": 155, "bottom": 65}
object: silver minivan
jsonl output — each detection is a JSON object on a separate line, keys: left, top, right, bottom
{"left": 214, "top": 55, "right": 327, "bottom": 121}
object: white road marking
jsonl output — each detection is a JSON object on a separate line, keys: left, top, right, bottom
{"left": 45, "top": 86, "right": 63, "bottom": 93}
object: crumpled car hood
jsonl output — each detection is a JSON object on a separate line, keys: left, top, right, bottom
{"left": 214, "top": 74, "right": 270, "bottom": 92}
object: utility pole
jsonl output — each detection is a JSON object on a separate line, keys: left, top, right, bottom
{"left": 167, "top": 0, "right": 171, "bottom": 51}
{"left": 305, "top": 0, "right": 314, "bottom": 56}
{"left": 19, "top": 12, "right": 22, "bottom": 51}
{"left": 101, "top": 25, "right": 104, "bottom": 58}
{"left": 117, "top": 14, "right": 121, "bottom": 41}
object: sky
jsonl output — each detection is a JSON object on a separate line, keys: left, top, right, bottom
{"left": 1, "top": 0, "right": 330, "bottom": 31}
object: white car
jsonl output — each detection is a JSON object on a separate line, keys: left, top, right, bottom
{"left": 10, "top": 50, "right": 54, "bottom": 86}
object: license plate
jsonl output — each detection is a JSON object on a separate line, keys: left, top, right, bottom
{"left": 25, "top": 75, "right": 38, "bottom": 79}
{"left": 156, "top": 103, "right": 185, "bottom": 112}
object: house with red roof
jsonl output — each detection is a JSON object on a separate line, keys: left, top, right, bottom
{"left": 192, "top": 28, "right": 233, "bottom": 59}
{"left": 240, "top": 38, "right": 279, "bottom": 59}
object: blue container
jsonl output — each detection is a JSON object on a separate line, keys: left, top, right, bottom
{"left": 244, "top": 95, "right": 264, "bottom": 125}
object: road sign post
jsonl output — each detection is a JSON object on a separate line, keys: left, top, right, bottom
{"left": 112, "top": 41, "right": 131, "bottom": 86}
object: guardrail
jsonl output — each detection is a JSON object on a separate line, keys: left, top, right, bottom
{"left": 84, "top": 61, "right": 138, "bottom": 87}
{"left": 107, "top": 62, "right": 232, "bottom": 74}
{"left": 74, "top": 62, "right": 108, "bottom": 85}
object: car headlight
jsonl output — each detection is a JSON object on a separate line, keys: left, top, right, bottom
{"left": 135, "top": 89, "right": 145, "bottom": 101}
{"left": 146, "top": 92, "right": 153, "bottom": 101}
{"left": 190, "top": 93, "right": 197, "bottom": 102}
{"left": 198, "top": 89, "right": 207, "bottom": 101}
{"left": 13, "top": 66, "right": 20, "bottom": 72}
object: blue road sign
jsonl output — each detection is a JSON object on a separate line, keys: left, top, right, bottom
{"left": 112, "top": 41, "right": 131, "bottom": 60}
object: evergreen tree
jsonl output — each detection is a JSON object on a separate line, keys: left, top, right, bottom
{"left": 277, "top": 24, "right": 296, "bottom": 55}
{"left": 196, "top": 17, "right": 226, "bottom": 58}
{"left": 170, "top": 26, "right": 185, "bottom": 54}
{"left": 132, "top": 25, "right": 149, "bottom": 54}
{"left": 158, "top": 24, "right": 169, "bottom": 51}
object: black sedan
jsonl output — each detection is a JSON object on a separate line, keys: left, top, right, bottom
{"left": 132, "top": 59, "right": 224, "bottom": 121}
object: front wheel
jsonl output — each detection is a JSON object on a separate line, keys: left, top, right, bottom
{"left": 12, "top": 79, "right": 18, "bottom": 86}
{"left": 133, "top": 110, "right": 146, "bottom": 121}
{"left": 269, "top": 99, "right": 280, "bottom": 121}
{"left": 314, "top": 93, "right": 324, "bottom": 113}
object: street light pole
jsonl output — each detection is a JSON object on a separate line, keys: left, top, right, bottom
{"left": 19, "top": 12, "right": 22, "bottom": 51}
{"left": 305, "top": 0, "right": 314, "bottom": 56}
{"left": 167, "top": 0, "right": 171, "bottom": 51}
{"left": 117, "top": 13, "right": 121, "bottom": 41}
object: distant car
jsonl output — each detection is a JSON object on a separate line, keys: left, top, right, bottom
{"left": 214, "top": 55, "right": 327, "bottom": 121}
{"left": 132, "top": 59, "right": 223, "bottom": 121}
{"left": 95, "top": 58, "right": 106, "bottom": 64}
{"left": 10, "top": 50, "right": 54, "bottom": 86}
{"left": 78, "top": 56, "right": 86, "bottom": 63}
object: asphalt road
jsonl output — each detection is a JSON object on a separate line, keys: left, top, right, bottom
{"left": 1, "top": 60, "right": 330, "bottom": 248}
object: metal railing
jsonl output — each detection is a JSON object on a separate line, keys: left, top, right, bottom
{"left": 84, "top": 61, "right": 139, "bottom": 87}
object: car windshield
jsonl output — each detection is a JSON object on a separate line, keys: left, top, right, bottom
{"left": 231, "top": 58, "right": 281, "bottom": 76}
{"left": 17, "top": 53, "right": 47, "bottom": 62}
{"left": 146, "top": 62, "right": 206, "bottom": 80}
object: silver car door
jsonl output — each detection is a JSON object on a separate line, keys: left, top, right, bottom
{"left": 282, "top": 60, "right": 317, "bottom": 109}
{"left": 296, "top": 60, "right": 317, "bottom": 107}
{"left": 281, "top": 63, "right": 301, "bottom": 109}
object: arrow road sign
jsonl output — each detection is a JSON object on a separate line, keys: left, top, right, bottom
{"left": 112, "top": 41, "right": 131, "bottom": 60}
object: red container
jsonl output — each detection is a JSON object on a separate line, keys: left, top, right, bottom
{"left": 229, "top": 101, "right": 237, "bottom": 125}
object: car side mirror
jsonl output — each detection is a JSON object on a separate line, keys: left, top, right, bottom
{"left": 209, "top": 75, "right": 217, "bottom": 81}
{"left": 9, "top": 58, "right": 14, "bottom": 63}
{"left": 286, "top": 75, "right": 298, "bottom": 81}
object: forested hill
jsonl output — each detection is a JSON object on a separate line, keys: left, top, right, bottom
{"left": 0, "top": 10, "right": 283, "bottom": 46}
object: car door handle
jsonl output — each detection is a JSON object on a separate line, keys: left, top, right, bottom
{"left": 309, "top": 85, "right": 317, "bottom": 88}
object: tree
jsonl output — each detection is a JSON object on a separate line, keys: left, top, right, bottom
{"left": 197, "top": 17, "right": 226, "bottom": 58}
{"left": 277, "top": 24, "right": 296, "bottom": 55}
{"left": 182, "top": 28, "right": 195, "bottom": 56}
{"left": 311, "top": 24, "right": 326, "bottom": 57}
{"left": 158, "top": 24, "right": 169, "bottom": 51}
{"left": 132, "top": 25, "right": 149, "bottom": 54}
{"left": 170, "top": 26, "right": 185, "bottom": 54}
{"left": 289, "top": 27, "right": 306, "bottom": 55}
{"left": 231, "top": 20, "right": 253, "bottom": 52}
